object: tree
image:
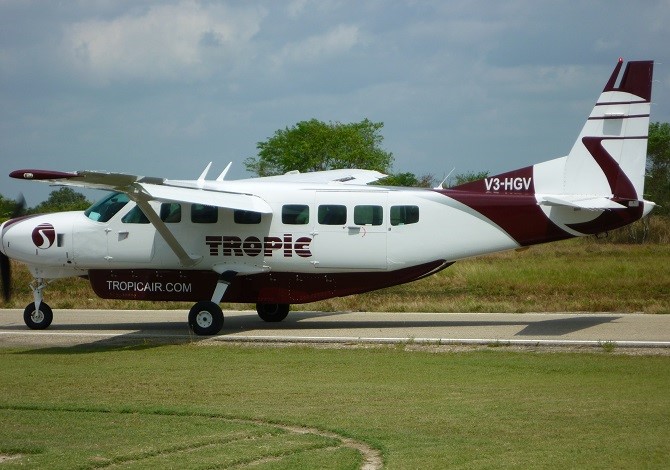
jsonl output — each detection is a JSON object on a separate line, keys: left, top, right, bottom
{"left": 30, "top": 187, "right": 91, "bottom": 214}
{"left": 245, "top": 118, "right": 394, "bottom": 176}
{"left": 646, "top": 122, "right": 670, "bottom": 216}
{"left": 378, "top": 172, "right": 435, "bottom": 187}
{"left": 0, "top": 195, "right": 21, "bottom": 223}
{"left": 450, "top": 171, "right": 490, "bottom": 187}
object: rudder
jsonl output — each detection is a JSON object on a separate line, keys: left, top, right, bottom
{"left": 563, "top": 59, "right": 654, "bottom": 201}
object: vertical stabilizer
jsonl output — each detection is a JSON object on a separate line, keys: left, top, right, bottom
{"left": 563, "top": 59, "right": 654, "bottom": 201}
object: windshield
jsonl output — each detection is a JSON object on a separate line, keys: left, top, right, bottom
{"left": 84, "top": 192, "right": 130, "bottom": 222}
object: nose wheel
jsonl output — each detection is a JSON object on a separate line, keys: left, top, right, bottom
{"left": 23, "top": 277, "right": 53, "bottom": 330}
{"left": 23, "top": 301, "right": 53, "bottom": 330}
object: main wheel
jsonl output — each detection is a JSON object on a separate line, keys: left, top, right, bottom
{"left": 256, "top": 303, "right": 290, "bottom": 322}
{"left": 23, "top": 302, "right": 53, "bottom": 330}
{"left": 188, "top": 301, "right": 224, "bottom": 336}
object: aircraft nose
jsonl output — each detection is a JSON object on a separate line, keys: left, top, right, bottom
{"left": 0, "top": 218, "right": 25, "bottom": 257}
{"left": 0, "top": 214, "right": 54, "bottom": 263}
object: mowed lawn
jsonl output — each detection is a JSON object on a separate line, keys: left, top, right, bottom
{"left": 0, "top": 344, "right": 668, "bottom": 468}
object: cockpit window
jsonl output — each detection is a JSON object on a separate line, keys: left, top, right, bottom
{"left": 122, "top": 205, "right": 150, "bottom": 224}
{"left": 84, "top": 192, "right": 130, "bottom": 222}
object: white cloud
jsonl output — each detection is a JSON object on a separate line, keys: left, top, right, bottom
{"left": 60, "top": 1, "right": 265, "bottom": 85}
{"left": 272, "top": 24, "right": 361, "bottom": 68}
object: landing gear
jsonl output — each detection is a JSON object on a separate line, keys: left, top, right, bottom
{"left": 256, "top": 303, "right": 290, "bottom": 322}
{"left": 188, "top": 301, "right": 224, "bottom": 336}
{"left": 22, "top": 277, "right": 53, "bottom": 330}
{"left": 23, "top": 301, "right": 53, "bottom": 330}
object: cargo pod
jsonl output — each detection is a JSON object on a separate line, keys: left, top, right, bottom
{"left": 310, "top": 190, "right": 388, "bottom": 269}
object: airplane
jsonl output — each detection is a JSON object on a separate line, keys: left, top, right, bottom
{"left": 0, "top": 58, "right": 655, "bottom": 335}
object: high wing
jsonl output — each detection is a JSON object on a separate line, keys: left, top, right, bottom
{"left": 9, "top": 169, "right": 272, "bottom": 213}
{"left": 9, "top": 166, "right": 385, "bottom": 267}
{"left": 245, "top": 168, "right": 387, "bottom": 185}
{"left": 10, "top": 168, "right": 274, "bottom": 267}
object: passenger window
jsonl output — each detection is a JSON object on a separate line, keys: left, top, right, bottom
{"left": 84, "top": 192, "right": 130, "bottom": 222}
{"left": 390, "top": 205, "right": 419, "bottom": 226}
{"left": 234, "top": 210, "right": 261, "bottom": 224}
{"left": 282, "top": 205, "right": 309, "bottom": 225}
{"left": 122, "top": 205, "right": 150, "bottom": 224}
{"left": 318, "top": 205, "right": 347, "bottom": 225}
{"left": 354, "top": 205, "right": 383, "bottom": 226}
{"left": 160, "top": 203, "right": 181, "bottom": 223}
{"left": 191, "top": 204, "right": 218, "bottom": 223}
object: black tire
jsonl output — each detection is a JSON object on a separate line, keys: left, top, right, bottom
{"left": 256, "top": 303, "right": 290, "bottom": 322}
{"left": 23, "top": 302, "right": 53, "bottom": 330}
{"left": 188, "top": 301, "right": 224, "bottom": 336}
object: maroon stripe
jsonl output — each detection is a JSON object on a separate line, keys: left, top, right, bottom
{"left": 617, "top": 61, "right": 654, "bottom": 102}
{"left": 88, "top": 261, "right": 451, "bottom": 304}
{"left": 566, "top": 204, "right": 643, "bottom": 234}
{"left": 588, "top": 114, "right": 649, "bottom": 120}
{"left": 440, "top": 191, "right": 571, "bottom": 246}
{"left": 581, "top": 137, "right": 637, "bottom": 199}
{"left": 602, "top": 60, "right": 653, "bottom": 102}
{"left": 595, "top": 101, "right": 647, "bottom": 106}
{"left": 1, "top": 214, "right": 40, "bottom": 231}
{"left": 449, "top": 165, "right": 535, "bottom": 194}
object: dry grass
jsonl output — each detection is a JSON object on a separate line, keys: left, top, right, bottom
{"left": 3, "top": 236, "right": 666, "bottom": 314}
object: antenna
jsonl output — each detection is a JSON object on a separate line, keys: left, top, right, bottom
{"left": 216, "top": 162, "right": 232, "bottom": 182}
{"left": 197, "top": 162, "right": 212, "bottom": 187}
{"left": 434, "top": 168, "right": 456, "bottom": 189}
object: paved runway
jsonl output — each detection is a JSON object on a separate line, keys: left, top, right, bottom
{"left": 1, "top": 309, "right": 669, "bottom": 349}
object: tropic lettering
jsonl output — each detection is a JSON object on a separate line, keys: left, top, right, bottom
{"left": 205, "top": 234, "right": 312, "bottom": 258}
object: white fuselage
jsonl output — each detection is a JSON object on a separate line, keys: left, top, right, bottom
{"left": 1, "top": 181, "right": 521, "bottom": 280}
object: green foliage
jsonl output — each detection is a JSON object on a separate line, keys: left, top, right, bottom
{"left": 245, "top": 118, "right": 394, "bottom": 176}
{"left": 592, "top": 215, "right": 670, "bottom": 244}
{"left": 646, "top": 122, "right": 670, "bottom": 215}
{"left": 377, "top": 172, "right": 434, "bottom": 187}
{"left": 29, "top": 187, "right": 91, "bottom": 214}
{"left": 0, "top": 195, "right": 21, "bottom": 223}
{"left": 451, "top": 170, "right": 490, "bottom": 187}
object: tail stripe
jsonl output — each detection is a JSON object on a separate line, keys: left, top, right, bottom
{"left": 582, "top": 137, "right": 637, "bottom": 200}
{"left": 595, "top": 101, "right": 647, "bottom": 106}
{"left": 588, "top": 114, "right": 649, "bottom": 121}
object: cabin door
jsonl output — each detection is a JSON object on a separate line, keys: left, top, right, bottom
{"left": 311, "top": 191, "right": 387, "bottom": 270}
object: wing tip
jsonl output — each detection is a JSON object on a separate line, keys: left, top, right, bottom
{"left": 9, "top": 169, "right": 77, "bottom": 180}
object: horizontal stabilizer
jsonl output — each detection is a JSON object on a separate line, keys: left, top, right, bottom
{"left": 537, "top": 195, "right": 627, "bottom": 211}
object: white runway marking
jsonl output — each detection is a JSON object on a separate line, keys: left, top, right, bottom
{"left": 1, "top": 309, "right": 669, "bottom": 350}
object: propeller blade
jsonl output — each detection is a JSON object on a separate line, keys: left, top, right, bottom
{"left": 0, "top": 253, "right": 9, "bottom": 301}
{"left": 12, "top": 193, "right": 26, "bottom": 218}
{"left": 0, "top": 193, "right": 24, "bottom": 301}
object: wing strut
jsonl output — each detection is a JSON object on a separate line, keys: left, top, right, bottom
{"left": 130, "top": 184, "right": 201, "bottom": 267}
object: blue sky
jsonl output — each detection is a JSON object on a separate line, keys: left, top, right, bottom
{"left": 2, "top": 0, "right": 669, "bottom": 205}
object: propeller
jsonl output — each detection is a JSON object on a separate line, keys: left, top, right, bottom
{"left": 1, "top": 194, "right": 26, "bottom": 301}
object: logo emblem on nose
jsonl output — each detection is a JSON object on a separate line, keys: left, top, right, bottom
{"left": 32, "top": 223, "right": 56, "bottom": 249}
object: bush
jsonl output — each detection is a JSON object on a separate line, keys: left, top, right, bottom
{"left": 588, "top": 215, "right": 670, "bottom": 244}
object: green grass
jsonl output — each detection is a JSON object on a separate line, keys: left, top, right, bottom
{"left": 2, "top": 240, "right": 669, "bottom": 314}
{"left": 0, "top": 344, "right": 668, "bottom": 468}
